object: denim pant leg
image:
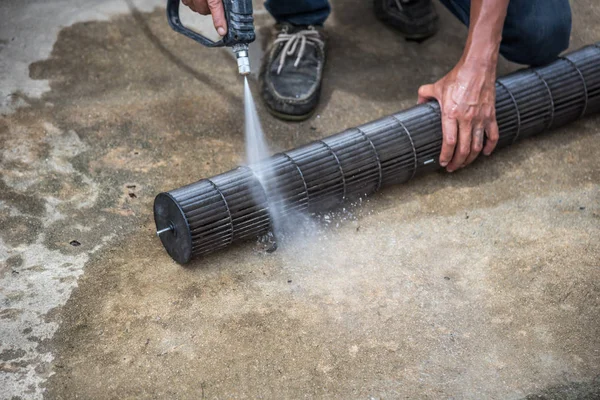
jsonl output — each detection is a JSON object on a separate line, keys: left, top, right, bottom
{"left": 264, "top": 0, "right": 331, "bottom": 26}
{"left": 438, "top": 0, "right": 572, "bottom": 66}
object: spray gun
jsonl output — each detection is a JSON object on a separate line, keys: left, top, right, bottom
{"left": 166, "top": 0, "right": 255, "bottom": 75}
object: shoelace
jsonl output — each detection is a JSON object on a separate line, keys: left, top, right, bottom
{"left": 274, "top": 26, "right": 324, "bottom": 75}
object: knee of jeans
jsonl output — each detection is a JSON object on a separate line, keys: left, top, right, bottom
{"left": 501, "top": 15, "right": 571, "bottom": 66}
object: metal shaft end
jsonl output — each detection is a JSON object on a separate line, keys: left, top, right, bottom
{"left": 156, "top": 226, "right": 173, "bottom": 237}
{"left": 232, "top": 44, "right": 251, "bottom": 76}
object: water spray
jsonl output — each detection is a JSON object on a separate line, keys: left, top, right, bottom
{"left": 155, "top": 43, "right": 600, "bottom": 264}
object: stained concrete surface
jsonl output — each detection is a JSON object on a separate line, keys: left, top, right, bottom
{"left": 0, "top": 0, "right": 599, "bottom": 399}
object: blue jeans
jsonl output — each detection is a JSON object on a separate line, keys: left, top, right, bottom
{"left": 263, "top": 0, "right": 572, "bottom": 66}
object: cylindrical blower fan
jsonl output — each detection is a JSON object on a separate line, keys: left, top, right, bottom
{"left": 154, "top": 43, "right": 600, "bottom": 264}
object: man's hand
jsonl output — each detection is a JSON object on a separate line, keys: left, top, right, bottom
{"left": 417, "top": 0, "right": 509, "bottom": 172}
{"left": 181, "top": 0, "right": 227, "bottom": 36}
{"left": 418, "top": 59, "right": 499, "bottom": 172}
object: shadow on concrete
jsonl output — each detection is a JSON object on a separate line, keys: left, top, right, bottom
{"left": 523, "top": 376, "right": 600, "bottom": 400}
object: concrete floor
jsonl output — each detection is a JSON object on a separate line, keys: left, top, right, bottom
{"left": 1, "top": 0, "right": 599, "bottom": 399}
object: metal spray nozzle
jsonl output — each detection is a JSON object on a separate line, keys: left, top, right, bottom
{"left": 232, "top": 44, "right": 251, "bottom": 76}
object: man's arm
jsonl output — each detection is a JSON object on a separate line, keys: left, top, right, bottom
{"left": 418, "top": 0, "right": 509, "bottom": 172}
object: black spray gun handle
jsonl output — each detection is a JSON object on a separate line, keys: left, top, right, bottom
{"left": 166, "top": 0, "right": 255, "bottom": 48}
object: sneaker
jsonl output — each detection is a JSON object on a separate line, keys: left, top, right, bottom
{"left": 373, "top": 0, "right": 438, "bottom": 41}
{"left": 259, "top": 24, "right": 326, "bottom": 121}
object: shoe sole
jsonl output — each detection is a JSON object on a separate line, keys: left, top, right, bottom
{"left": 402, "top": 30, "right": 437, "bottom": 41}
{"left": 264, "top": 103, "right": 318, "bottom": 122}
{"left": 378, "top": 18, "right": 438, "bottom": 41}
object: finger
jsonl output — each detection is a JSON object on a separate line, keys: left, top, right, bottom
{"left": 182, "top": 0, "right": 193, "bottom": 12}
{"left": 439, "top": 114, "right": 457, "bottom": 168}
{"left": 194, "top": 1, "right": 210, "bottom": 15}
{"left": 483, "top": 119, "right": 500, "bottom": 156}
{"left": 447, "top": 118, "right": 472, "bottom": 172}
{"left": 183, "top": 0, "right": 199, "bottom": 13}
{"left": 418, "top": 84, "right": 436, "bottom": 104}
{"left": 206, "top": 0, "right": 227, "bottom": 36}
{"left": 464, "top": 125, "right": 484, "bottom": 166}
